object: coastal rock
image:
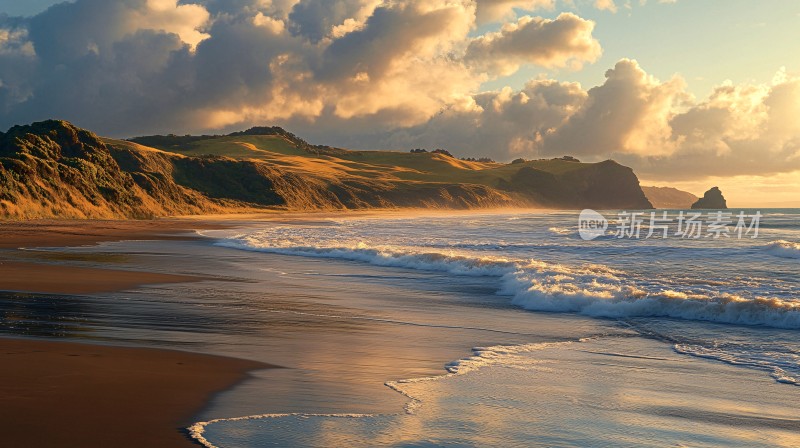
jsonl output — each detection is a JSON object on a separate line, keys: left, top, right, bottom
{"left": 691, "top": 187, "right": 728, "bottom": 209}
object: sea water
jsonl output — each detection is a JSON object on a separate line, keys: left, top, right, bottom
{"left": 2, "top": 210, "right": 799, "bottom": 447}
{"left": 189, "top": 209, "right": 800, "bottom": 447}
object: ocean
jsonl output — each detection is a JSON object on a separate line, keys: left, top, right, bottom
{"left": 2, "top": 209, "right": 799, "bottom": 447}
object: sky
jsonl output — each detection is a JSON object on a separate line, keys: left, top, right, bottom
{"left": 0, "top": 0, "right": 798, "bottom": 206}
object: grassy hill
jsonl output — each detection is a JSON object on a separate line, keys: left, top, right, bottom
{"left": 641, "top": 186, "right": 699, "bottom": 209}
{"left": 129, "top": 129, "right": 652, "bottom": 210}
{"left": 0, "top": 120, "right": 652, "bottom": 219}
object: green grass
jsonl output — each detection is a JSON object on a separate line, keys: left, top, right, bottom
{"left": 116, "top": 134, "right": 594, "bottom": 189}
{"left": 117, "top": 135, "right": 308, "bottom": 159}
{"left": 184, "top": 135, "right": 307, "bottom": 158}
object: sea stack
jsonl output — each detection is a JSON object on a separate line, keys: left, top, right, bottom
{"left": 691, "top": 187, "right": 728, "bottom": 209}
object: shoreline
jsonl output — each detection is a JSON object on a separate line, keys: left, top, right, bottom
{"left": 0, "top": 218, "right": 225, "bottom": 294}
{"left": 2, "top": 213, "right": 798, "bottom": 446}
{"left": 0, "top": 211, "right": 551, "bottom": 295}
{"left": 0, "top": 218, "right": 271, "bottom": 447}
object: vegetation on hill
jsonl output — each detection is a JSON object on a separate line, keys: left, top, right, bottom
{"left": 131, "top": 126, "right": 345, "bottom": 156}
{"left": 642, "top": 186, "right": 699, "bottom": 209}
{"left": 499, "top": 161, "right": 653, "bottom": 209}
{"left": 1, "top": 120, "right": 654, "bottom": 219}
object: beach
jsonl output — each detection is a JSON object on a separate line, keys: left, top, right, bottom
{"left": 1, "top": 211, "right": 799, "bottom": 447}
{"left": 0, "top": 218, "right": 270, "bottom": 447}
{"left": 0, "top": 219, "right": 214, "bottom": 294}
{"left": 2, "top": 0, "right": 798, "bottom": 446}
{"left": 0, "top": 338, "right": 267, "bottom": 448}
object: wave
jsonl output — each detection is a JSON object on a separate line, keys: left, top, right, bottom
{"left": 548, "top": 226, "right": 573, "bottom": 235}
{"left": 217, "top": 236, "right": 800, "bottom": 329}
{"left": 765, "top": 240, "right": 800, "bottom": 259}
{"left": 674, "top": 343, "right": 799, "bottom": 386}
{"left": 189, "top": 341, "right": 571, "bottom": 447}
{"left": 188, "top": 413, "right": 377, "bottom": 448}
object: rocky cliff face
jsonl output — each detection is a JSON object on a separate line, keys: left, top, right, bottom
{"left": 691, "top": 187, "right": 728, "bottom": 209}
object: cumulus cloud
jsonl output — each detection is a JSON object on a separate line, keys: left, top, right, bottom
{"left": 541, "top": 58, "right": 688, "bottom": 157}
{"left": 372, "top": 78, "right": 587, "bottom": 156}
{"left": 1, "top": 0, "right": 797, "bottom": 186}
{"left": 628, "top": 68, "right": 800, "bottom": 179}
{"left": 0, "top": 25, "right": 35, "bottom": 57}
{"left": 466, "top": 13, "right": 601, "bottom": 76}
{"left": 0, "top": 0, "right": 602, "bottom": 136}
{"left": 28, "top": 0, "right": 210, "bottom": 60}
{"left": 0, "top": 18, "right": 38, "bottom": 112}
{"left": 594, "top": 0, "right": 617, "bottom": 12}
{"left": 380, "top": 59, "right": 800, "bottom": 181}
{"left": 474, "top": 0, "right": 555, "bottom": 24}
{"left": 288, "top": 0, "right": 380, "bottom": 42}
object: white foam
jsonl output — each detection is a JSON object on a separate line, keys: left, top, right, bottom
{"left": 189, "top": 340, "right": 571, "bottom": 447}
{"left": 218, "top": 235, "right": 800, "bottom": 329}
{"left": 674, "top": 343, "right": 799, "bottom": 386}
{"left": 188, "top": 413, "right": 376, "bottom": 448}
{"left": 548, "top": 226, "right": 573, "bottom": 235}
{"left": 765, "top": 240, "right": 800, "bottom": 259}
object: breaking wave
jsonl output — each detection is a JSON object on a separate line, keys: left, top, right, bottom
{"left": 765, "top": 240, "right": 800, "bottom": 259}
{"left": 217, "top": 236, "right": 800, "bottom": 329}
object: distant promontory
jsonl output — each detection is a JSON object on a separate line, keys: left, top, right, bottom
{"left": 691, "top": 187, "right": 728, "bottom": 209}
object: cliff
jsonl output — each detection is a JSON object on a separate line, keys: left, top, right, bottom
{"left": 642, "top": 186, "right": 699, "bottom": 209}
{"left": 1, "top": 120, "right": 653, "bottom": 219}
{"left": 691, "top": 187, "right": 728, "bottom": 209}
{"left": 500, "top": 161, "right": 653, "bottom": 209}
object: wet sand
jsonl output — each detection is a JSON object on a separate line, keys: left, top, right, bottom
{"left": 0, "top": 219, "right": 220, "bottom": 294}
{"left": 0, "top": 213, "right": 480, "bottom": 294}
{"left": 0, "top": 261, "right": 201, "bottom": 294}
{"left": 0, "top": 338, "right": 269, "bottom": 448}
{"left": 0, "top": 218, "right": 269, "bottom": 447}
{"left": 0, "top": 218, "right": 221, "bottom": 250}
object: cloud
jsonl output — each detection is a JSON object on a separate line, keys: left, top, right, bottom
{"left": 466, "top": 13, "right": 602, "bottom": 76}
{"left": 474, "top": 0, "right": 555, "bottom": 24}
{"left": 594, "top": 0, "right": 617, "bottom": 12}
{"left": 371, "top": 59, "right": 800, "bottom": 183}
{"left": 541, "top": 58, "right": 687, "bottom": 157}
{"left": 370, "top": 78, "right": 587, "bottom": 157}
{"left": 0, "top": 0, "right": 798, "bottom": 188}
{"left": 28, "top": 0, "right": 210, "bottom": 62}
{"left": 288, "top": 0, "right": 379, "bottom": 42}
{"left": 0, "top": 0, "right": 602, "bottom": 136}
{"left": 0, "top": 24, "right": 35, "bottom": 57}
{"left": 0, "top": 18, "right": 38, "bottom": 112}
{"left": 628, "top": 69, "right": 800, "bottom": 180}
